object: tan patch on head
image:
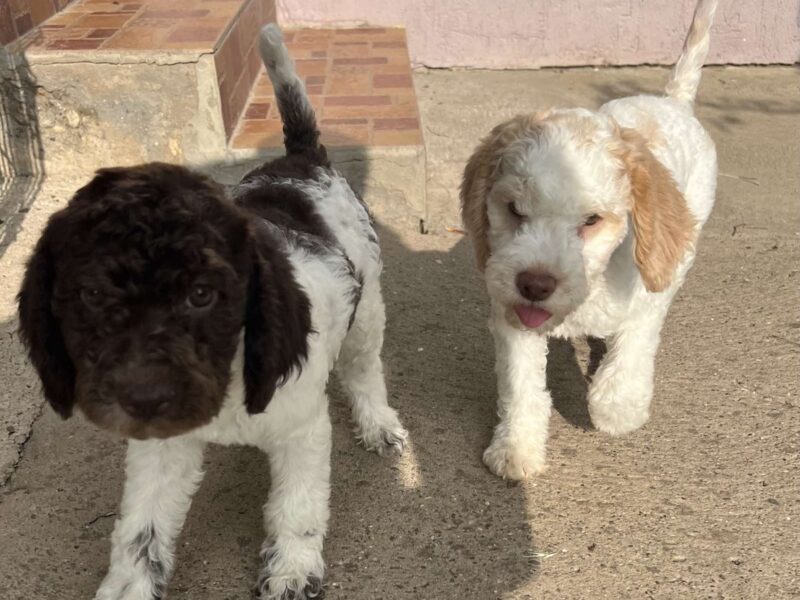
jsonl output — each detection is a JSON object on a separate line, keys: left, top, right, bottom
{"left": 546, "top": 110, "right": 602, "bottom": 147}
{"left": 460, "top": 112, "right": 549, "bottom": 270}
{"left": 616, "top": 128, "right": 696, "bottom": 292}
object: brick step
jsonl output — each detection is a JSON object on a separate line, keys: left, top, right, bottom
{"left": 231, "top": 28, "right": 422, "bottom": 150}
{"left": 6, "top": 3, "right": 427, "bottom": 227}
{"left": 14, "top": 0, "right": 275, "bottom": 140}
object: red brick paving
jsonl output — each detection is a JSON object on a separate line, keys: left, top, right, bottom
{"left": 2, "top": 0, "right": 74, "bottom": 46}
{"left": 14, "top": 0, "right": 268, "bottom": 52}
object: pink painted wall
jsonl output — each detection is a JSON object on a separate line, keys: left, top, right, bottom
{"left": 277, "top": 0, "right": 800, "bottom": 68}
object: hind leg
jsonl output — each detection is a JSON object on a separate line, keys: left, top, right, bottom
{"left": 335, "top": 276, "right": 407, "bottom": 455}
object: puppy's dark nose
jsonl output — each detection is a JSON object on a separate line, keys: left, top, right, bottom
{"left": 516, "top": 271, "right": 557, "bottom": 302}
{"left": 119, "top": 381, "right": 177, "bottom": 420}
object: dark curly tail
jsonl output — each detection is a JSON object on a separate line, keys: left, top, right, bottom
{"left": 258, "top": 24, "right": 321, "bottom": 156}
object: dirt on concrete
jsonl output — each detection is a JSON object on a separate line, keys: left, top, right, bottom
{"left": 0, "top": 66, "right": 798, "bottom": 599}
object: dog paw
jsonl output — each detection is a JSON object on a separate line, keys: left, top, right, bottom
{"left": 95, "top": 566, "right": 166, "bottom": 600}
{"left": 588, "top": 378, "right": 651, "bottom": 435}
{"left": 355, "top": 408, "right": 408, "bottom": 456}
{"left": 255, "top": 545, "right": 325, "bottom": 600}
{"left": 255, "top": 575, "right": 324, "bottom": 600}
{"left": 482, "top": 434, "right": 546, "bottom": 480}
{"left": 95, "top": 580, "right": 163, "bottom": 600}
{"left": 589, "top": 402, "right": 650, "bottom": 435}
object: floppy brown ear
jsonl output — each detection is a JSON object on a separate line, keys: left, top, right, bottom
{"left": 620, "top": 128, "right": 696, "bottom": 293}
{"left": 460, "top": 114, "right": 546, "bottom": 271}
{"left": 460, "top": 138, "right": 496, "bottom": 271}
{"left": 17, "top": 219, "right": 76, "bottom": 418}
{"left": 243, "top": 235, "right": 312, "bottom": 414}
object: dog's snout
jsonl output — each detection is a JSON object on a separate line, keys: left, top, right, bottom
{"left": 118, "top": 377, "right": 178, "bottom": 421}
{"left": 516, "top": 271, "right": 557, "bottom": 302}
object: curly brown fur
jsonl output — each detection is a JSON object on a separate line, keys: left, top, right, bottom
{"left": 17, "top": 162, "right": 312, "bottom": 438}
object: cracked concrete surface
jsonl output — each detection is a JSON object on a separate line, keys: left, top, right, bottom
{"left": 0, "top": 66, "right": 798, "bottom": 599}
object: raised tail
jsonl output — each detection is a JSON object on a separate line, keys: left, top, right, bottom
{"left": 258, "top": 24, "right": 321, "bottom": 156}
{"left": 665, "top": 0, "right": 718, "bottom": 103}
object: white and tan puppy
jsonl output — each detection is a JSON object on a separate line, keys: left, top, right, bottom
{"left": 461, "top": 0, "right": 718, "bottom": 479}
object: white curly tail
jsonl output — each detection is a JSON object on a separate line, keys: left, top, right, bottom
{"left": 665, "top": 0, "right": 718, "bottom": 104}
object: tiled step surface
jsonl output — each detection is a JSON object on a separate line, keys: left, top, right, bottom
{"left": 0, "top": 0, "right": 74, "bottom": 46}
{"left": 231, "top": 28, "right": 423, "bottom": 150}
{"left": 17, "top": 0, "right": 255, "bottom": 51}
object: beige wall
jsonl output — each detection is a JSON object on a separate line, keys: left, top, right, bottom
{"left": 277, "top": 0, "right": 800, "bottom": 68}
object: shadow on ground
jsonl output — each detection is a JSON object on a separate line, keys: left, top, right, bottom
{"left": 589, "top": 73, "right": 800, "bottom": 133}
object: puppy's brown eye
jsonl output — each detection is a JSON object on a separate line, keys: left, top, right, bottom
{"left": 508, "top": 202, "right": 525, "bottom": 218}
{"left": 186, "top": 285, "right": 217, "bottom": 310}
{"left": 584, "top": 214, "right": 602, "bottom": 226}
{"left": 80, "top": 288, "right": 104, "bottom": 308}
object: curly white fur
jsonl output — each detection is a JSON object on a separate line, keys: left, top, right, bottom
{"left": 465, "top": 1, "right": 718, "bottom": 480}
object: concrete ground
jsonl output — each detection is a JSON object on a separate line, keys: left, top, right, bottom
{"left": 0, "top": 66, "right": 798, "bottom": 599}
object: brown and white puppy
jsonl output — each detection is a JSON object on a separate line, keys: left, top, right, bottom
{"left": 18, "top": 25, "right": 406, "bottom": 599}
{"left": 461, "top": 0, "right": 718, "bottom": 479}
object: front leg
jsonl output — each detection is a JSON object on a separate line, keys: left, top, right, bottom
{"left": 588, "top": 308, "right": 668, "bottom": 435}
{"left": 256, "top": 407, "right": 331, "bottom": 599}
{"left": 483, "top": 302, "right": 552, "bottom": 480}
{"left": 95, "top": 437, "right": 206, "bottom": 600}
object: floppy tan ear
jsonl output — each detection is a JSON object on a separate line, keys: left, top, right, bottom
{"left": 620, "top": 128, "right": 696, "bottom": 293}
{"left": 460, "top": 137, "right": 496, "bottom": 270}
{"left": 460, "top": 114, "right": 546, "bottom": 271}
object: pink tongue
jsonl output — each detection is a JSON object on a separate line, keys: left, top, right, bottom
{"left": 514, "top": 305, "right": 552, "bottom": 328}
